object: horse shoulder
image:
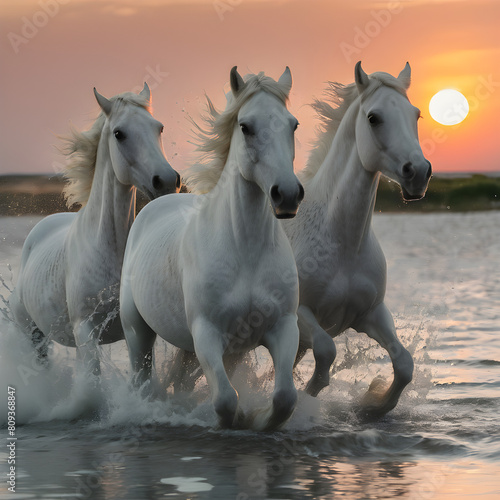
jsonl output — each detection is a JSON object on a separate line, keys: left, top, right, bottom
{"left": 17, "top": 212, "right": 74, "bottom": 288}
{"left": 14, "top": 213, "right": 74, "bottom": 335}
{"left": 122, "top": 193, "right": 194, "bottom": 329}
{"left": 131, "top": 193, "right": 195, "bottom": 242}
{"left": 358, "top": 228, "right": 387, "bottom": 293}
{"left": 20, "top": 212, "right": 74, "bottom": 261}
{"left": 283, "top": 197, "right": 329, "bottom": 255}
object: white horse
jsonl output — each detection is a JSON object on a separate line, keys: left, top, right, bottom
{"left": 9, "top": 84, "right": 180, "bottom": 378}
{"left": 282, "top": 62, "right": 432, "bottom": 416}
{"left": 120, "top": 67, "right": 304, "bottom": 430}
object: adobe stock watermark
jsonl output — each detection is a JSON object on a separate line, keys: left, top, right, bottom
{"left": 408, "top": 462, "right": 458, "bottom": 500}
{"left": 340, "top": 1, "right": 409, "bottom": 62}
{"left": 7, "top": 0, "right": 70, "bottom": 55}
{"left": 213, "top": 0, "right": 243, "bottom": 21}
{"left": 130, "top": 65, "right": 170, "bottom": 94}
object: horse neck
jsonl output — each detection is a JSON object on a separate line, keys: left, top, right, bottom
{"left": 308, "top": 105, "right": 380, "bottom": 251}
{"left": 208, "top": 148, "right": 277, "bottom": 253}
{"left": 80, "top": 138, "right": 136, "bottom": 253}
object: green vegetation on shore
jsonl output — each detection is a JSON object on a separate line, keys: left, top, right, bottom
{"left": 0, "top": 173, "right": 499, "bottom": 216}
{"left": 376, "top": 174, "right": 500, "bottom": 212}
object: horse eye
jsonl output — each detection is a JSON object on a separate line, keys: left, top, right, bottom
{"left": 293, "top": 121, "right": 299, "bottom": 131}
{"left": 240, "top": 123, "right": 250, "bottom": 135}
{"left": 114, "top": 130, "right": 126, "bottom": 141}
{"left": 368, "top": 113, "right": 381, "bottom": 126}
{"left": 160, "top": 126, "right": 164, "bottom": 134}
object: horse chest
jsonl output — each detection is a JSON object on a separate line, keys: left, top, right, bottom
{"left": 224, "top": 291, "right": 283, "bottom": 351}
{"left": 225, "top": 273, "right": 281, "bottom": 318}
{"left": 198, "top": 263, "right": 293, "bottom": 349}
{"left": 317, "top": 268, "right": 379, "bottom": 333}
{"left": 69, "top": 241, "right": 122, "bottom": 286}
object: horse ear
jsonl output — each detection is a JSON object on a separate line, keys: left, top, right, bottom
{"left": 230, "top": 66, "right": 245, "bottom": 97}
{"left": 94, "top": 88, "right": 112, "bottom": 116}
{"left": 278, "top": 66, "right": 292, "bottom": 97}
{"left": 139, "top": 82, "right": 151, "bottom": 102}
{"left": 397, "top": 62, "right": 411, "bottom": 90}
{"left": 354, "top": 61, "right": 370, "bottom": 94}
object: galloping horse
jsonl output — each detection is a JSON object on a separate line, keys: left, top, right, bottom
{"left": 282, "top": 62, "right": 432, "bottom": 415}
{"left": 120, "top": 67, "right": 304, "bottom": 430}
{"left": 10, "top": 84, "right": 180, "bottom": 379}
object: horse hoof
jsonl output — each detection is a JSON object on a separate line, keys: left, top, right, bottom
{"left": 357, "top": 378, "right": 395, "bottom": 418}
{"left": 233, "top": 408, "right": 247, "bottom": 429}
{"left": 305, "top": 377, "right": 328, "bottom": 397}
{"left": 217, "top": 408, "right": 245, "bottom": 430}
{"left": 249, "top": 390, "right": 297, "bottom": 431}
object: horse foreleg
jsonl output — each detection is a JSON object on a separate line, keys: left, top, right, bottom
{"left": 120, "top": 293, "right": 157, "bottom": 395}
{"left": 166, "top": 349, "right": 202, "bottom": 393}
{"left": 74, "top": 320, "right": 101, "bottom": 378}
{"left": 250, "top": 313, "right": 299, "bottom": 431}
{"left": 166, "top": 349, "right": 246, "bottom": 394}
{"left": 298, "top": 306, "right": 336, "bottom": 397}
{"left": 293, "top": 343, "right": 308, "bottom": 368}
{"left": 191, "top": 317, "right": 242, "bottom": 429}
{"left": 31, "top": 326, "right": 50, "bottom": 367}
{"left": 355, "top": 302, "right": 413, "bottom": 417}
{"left": 9, "top": 293, "right": 51, "bottom": 367}
{"left": 71, "top": 319, "right": 108, "bottom": 418}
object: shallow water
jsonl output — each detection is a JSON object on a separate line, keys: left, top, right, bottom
{"left": 0, "top": 212, "right": 499, "bottom": 499}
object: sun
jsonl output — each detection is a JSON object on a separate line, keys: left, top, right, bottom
{"left": 429, "top": 89, "right": 469, "bottom": 126}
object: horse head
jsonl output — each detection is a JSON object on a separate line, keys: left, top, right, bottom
{"left": 94, "top": 83, "right": 181, "bottom": 199}
{"left": 229, "top": 67, "right": 304, "bottom": 218}
{"left": 354, "top": 62, "right": 432, "bottom": 200}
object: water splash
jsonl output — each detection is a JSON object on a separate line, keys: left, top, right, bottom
{"left": 0, "top": 277, "right": 468, "bottom": 442}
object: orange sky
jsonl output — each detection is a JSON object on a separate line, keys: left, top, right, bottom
{"left": 1, "top": 0, "right": 499, "bottom": 175}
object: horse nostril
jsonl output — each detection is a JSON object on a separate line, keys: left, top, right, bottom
{"left": 176, "top": 173, "right": 181, "bottom": 190}
{"left": 297, "top": 183, "right": 305, "bottom": 203}
{"left": 426, "top": 162, "right": 432, "bottom": 180}
{"left": 152, "top": 175, "right": 163, "bottom": 191}
{"left": 270, "top": 185, "right": 283, "bottom": 206}
{"left": 402, "top": 162, "right": 414, "bottom": 179}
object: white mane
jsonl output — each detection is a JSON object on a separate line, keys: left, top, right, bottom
{"left": 301, "top": 72, "right": 408, "bottom": 184}
{"left": 184, "top": 72, "right": 290, "bottom": 194}
{"left": 60, "top": 92, "right": 151, "bottom": 208}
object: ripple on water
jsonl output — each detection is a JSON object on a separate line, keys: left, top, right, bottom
{"left": 267, "top": 428, "right": 469, "bottom": 461}
{"left": 160, "top": 476, "right": 214, "bottom": 493}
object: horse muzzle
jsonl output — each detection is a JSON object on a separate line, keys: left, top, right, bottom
{"left": 270, "top": 182, "right": 304, "bottom": 219}
{"left": 401, "top": 187, "right": 425, "bottom": 201}
{"left": 144, "top": 171, "right": 182, "bottom": 199}
{"left": 400, "top": 160, "right": 432, "bottom": 202}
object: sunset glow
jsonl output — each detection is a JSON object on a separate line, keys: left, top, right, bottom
{"left": 1, "top": 0, "right": 499, "bottom": 175}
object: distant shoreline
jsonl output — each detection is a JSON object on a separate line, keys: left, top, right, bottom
{"left": 376, "top": 172, "right": 500, "bottom": 212}
{"left": 0, "top": 173, "right": 499, "bottom": 215}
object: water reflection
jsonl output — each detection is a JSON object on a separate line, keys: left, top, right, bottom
{"left": 234, "top": 452, "right": 419, "bottom": 499}
{"left": 2, "top": 212, "right": 500, "bottom": 499}
{"left": 4, "top": 423, "right": 479, "bottom": 500}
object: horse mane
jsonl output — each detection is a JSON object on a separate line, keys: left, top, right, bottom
{"left": 59, "top": 92, "right": 151, "bottom": 208}
{"left": 301, "top": 71, "right": 408, "bottom": 184}
{"left": 183, "top": 72, "right": 290, "bottom": 194}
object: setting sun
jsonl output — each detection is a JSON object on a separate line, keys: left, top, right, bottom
{"left": 429, "top": 89, "right": 469, "bottom": 126}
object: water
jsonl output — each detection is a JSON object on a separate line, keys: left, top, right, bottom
{"left": 0, "top": 212, "right": 499, "bottom": 499}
